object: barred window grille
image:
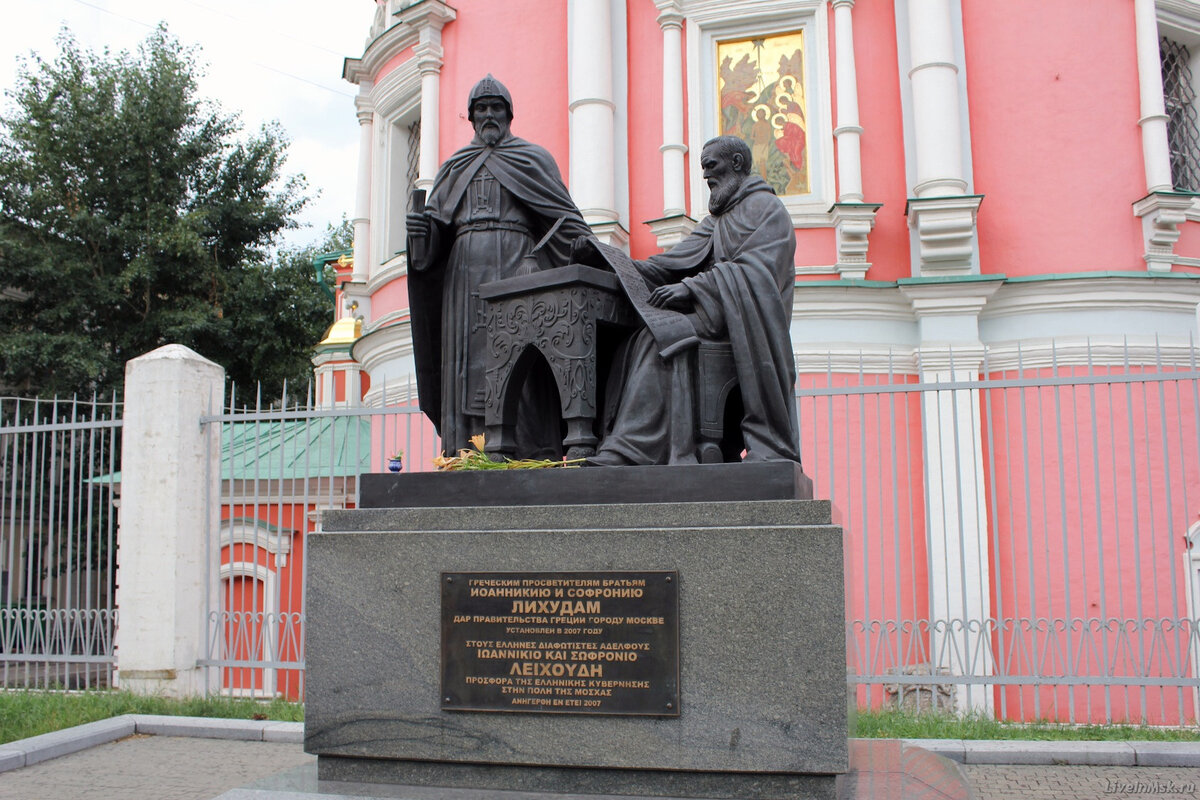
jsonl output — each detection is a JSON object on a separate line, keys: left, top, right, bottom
{"left": 1161, "top": 36, "right": 1200, "bottom": 191}
{"left": 406, "top": 119, "right": 422, "bottom": 211}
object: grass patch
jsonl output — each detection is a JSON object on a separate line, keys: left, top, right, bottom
{"left": 0, "top": 690, "right": 302, "bottom": 745}
{"left": 4, "top": 692, "right": 1198, "bottom": 746}
{"left": 855, "top": 708, "right": 1200, "bottom": 741}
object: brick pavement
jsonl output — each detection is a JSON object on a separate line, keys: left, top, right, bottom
{"left": 0, "top": 734, "right": 314, "bottom": 800}
{"left": 963, "top": 764, "right": 1200, "bottom": 800}
{"left": 1, "top": 733, "right": 1198, "bottom": 799}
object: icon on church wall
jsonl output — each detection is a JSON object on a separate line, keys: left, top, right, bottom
{"left": 717, "top": 31, "right": 808, "bottom": 197}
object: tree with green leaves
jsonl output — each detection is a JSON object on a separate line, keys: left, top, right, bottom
{"left": 0, "top": 26, "right": 333, "bottom": 400}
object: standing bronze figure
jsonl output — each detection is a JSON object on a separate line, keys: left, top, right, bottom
{"left": 406, "top": 75, "right": 594, "bottom": 457}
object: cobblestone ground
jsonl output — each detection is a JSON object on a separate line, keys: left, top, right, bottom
{"left": 1, "top": 736, "right": 1199, "bottom": 800}
{"left": 963, "top": 764, "right": 1200, "bottom": 800}
{"left": 0, "top": 735, "right": 315, "bottom": 800}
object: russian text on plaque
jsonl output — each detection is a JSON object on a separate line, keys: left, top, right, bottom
{"left": 441, "top": 570, "right": 680, "bottom": 716}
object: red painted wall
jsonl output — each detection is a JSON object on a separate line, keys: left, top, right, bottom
{"left": 981, "top": 365, "right": 1200, "bottom": 723}
{"left": 626, "top": 0, "right": 666, "bottom": 258}
{"left": 851, "top": 0, "right": 910, "bottom": 281}
{"left": 438, "top": 0, "right": 572, "bottom": 176}
{"left": 962, "top": 1, "right": 1145, "bottom": 276}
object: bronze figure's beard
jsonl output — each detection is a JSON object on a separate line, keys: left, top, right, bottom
{"left": 478, "top": 122, "right": 504, "bottom": 145}
{"left": 708, "top": 174, "right": 741, "bottom": 215}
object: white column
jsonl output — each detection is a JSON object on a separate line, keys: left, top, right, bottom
{"left": 657, "top": 0, "right": 687, "bottom": 216}
{"left": 833, "top": 0, "right": 864, "bottom": 202}
{"left": 1135, "top": 0, "right": 1172, "bottom": 193}
{"left": 900, "top": 282, "right": 1002, "bottom": 714}
{"left": 830, "top": 0, "right": 879, "bottom": 279}
{"left": 906, "top": 0, "right": 966, "bottom": 197}
{"left": 351, "top": 95, "right": 374, "bottom": 285}
{"left": 569, "top": 0, "right": 622, "bottom": 244}
{"left": 115, "top": 345, "right": 223, "bottom": 697}
{"left": 400, "top": 1, "right": 456, "bottom": 189}
{"left": 646, "top": 0, "right": 695, "bottom": 250}
{"left": 902, "top": 0, "right": 980, "bottom": 275}
{"left": 417, "top": 69, "right": 439, "bottom": 191}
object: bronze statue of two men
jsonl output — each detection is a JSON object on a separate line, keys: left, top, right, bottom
{"left": 407, "top": 75, "right": 801, "bottom": 467}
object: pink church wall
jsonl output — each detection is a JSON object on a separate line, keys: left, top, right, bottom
{"left": 982, "top": 365, "right": 1200, "bottom": 723}
{"left": 795, "top": 228, "right": 837, "bottom": 274}
{"left": 626, "top": 0, "right": 666, "bottom": 258}
{"left": 371, "top": 274, "right": 409, "bottom": 314}
{"left": 797, "top": 372, "right": 930, "bottom": 708}
{"left": 437, "top": 1, "right": 571, "bottom": 177}
{"left": 962, "top": 1, "right": 1145, "bottom": 277}
{"left": 851, "top": 0, "right": 910, "bottom": 281}
{"left": 373, "top": 45, "right": 415, "bottom": 86}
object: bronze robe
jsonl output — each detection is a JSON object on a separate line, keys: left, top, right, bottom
{"left": 408, "top": 134, "right": 592, "bottom": 456}
{"left": 595, "top": 176, "right": 801, "bottom": 465}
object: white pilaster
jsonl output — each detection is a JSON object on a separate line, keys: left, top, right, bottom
{"left": 1133, "top": 0, "right": 1190, "bottom": 272}
{"left": 649, "top": 0, "right": 695, "bottom": 251}
{"left": 831, "top": 203, "right": 881, "bottom": 279}
{"left": 901, "top": 0, "right": 981, "bottom": 276}
{"left": 906, "top": 0, "right": 966, "bottom": 198}
{"left": 900, "top": 279, "right": 1003, "bottom": 715}
{"left": 398, "top": 0, "right": 456, "bottom": 190}
{"left": 1134, "top": 191, "right": 1196, "bottom": 271}
{"left": 569, "top": 0, "right": 626, "bottom": 247}
{"left": 115, "top": 345, "right": 223, "bottom": 698}
{"left": 1135, "top": 0, "right": 1173, "bottom": 193}
{"left": 657, "top": 0, "right": 687, "bottom": 217}
{"left": 833, "top": 0, "right": 864, "bottom": 203}
{"left": 352, "top": 95, "right": 375, "bottom": 286}
{"left": 905, "top": 194, "right": 983, "bottom": 275}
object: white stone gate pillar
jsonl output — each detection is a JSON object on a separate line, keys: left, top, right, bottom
{"left": 115, "top": 345, "right": 223, "bottom": 697}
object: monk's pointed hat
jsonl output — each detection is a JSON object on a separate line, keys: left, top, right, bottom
{"left": 467, "top": 74, "right": 513, "bottom": 120}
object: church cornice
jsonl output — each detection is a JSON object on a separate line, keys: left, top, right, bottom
{"left": 344, "top": 1, "right": 456, "bottom": 85}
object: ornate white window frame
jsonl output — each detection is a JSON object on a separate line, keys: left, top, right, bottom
{"left": 370, "top": 65, "right": 422, "bottom": 278}
{"left": 683, "top": 0, "right": 834, "bottom": 227}
{"left": 1159, "top": 2, "right": 1200, "bottom": 211}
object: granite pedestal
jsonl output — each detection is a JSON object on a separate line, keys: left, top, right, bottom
{"left": 306, "top": 463, "right": 845, "bottom": 799}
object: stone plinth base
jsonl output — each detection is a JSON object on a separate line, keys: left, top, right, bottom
{"left": 306, "top": 491, "right": 844, "bottom": 799}
{"left": 359, "top": 461, "right": 813, "bottom": 508}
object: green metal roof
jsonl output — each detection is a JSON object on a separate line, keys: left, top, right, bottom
{"left": 89, "top": 417, "right": 372, "bottom": 484}
{"left": 220, "top": 417, "right": 372, "bottom": 480}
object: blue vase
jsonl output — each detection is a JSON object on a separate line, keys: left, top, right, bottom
{"left": 387, "top": 457, "right": 403, "bottom": 472}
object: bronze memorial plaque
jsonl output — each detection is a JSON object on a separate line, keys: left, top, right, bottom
{"left": 441, "top": 571, "right": 679, "bottom": 715}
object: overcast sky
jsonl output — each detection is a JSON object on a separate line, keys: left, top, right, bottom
{"left": 4, "top": 0, "right": 373, "bottom": 250}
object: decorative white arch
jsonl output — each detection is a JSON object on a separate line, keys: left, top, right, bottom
{"left": 219, "top": 559, "right": 279, "bottom": 697}
{"left": 219, "top": 517, "right": 293, "bottom": 568}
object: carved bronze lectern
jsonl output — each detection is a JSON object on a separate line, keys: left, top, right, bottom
{"left": 479, "top": 265, "right": 637, "bottom": 460}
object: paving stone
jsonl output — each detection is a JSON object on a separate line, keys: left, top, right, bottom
{"left": 901, "top": 738, "right": 966, "bottom": 763}
{"left": 963, "top": 739, "right": 1135, "bottom": 766}
{"left": 0, "top": 735, "right": 314, "bottom": 800}
{"left": 133, "top": 714, "right": 269, "bottom": 740}
{"left": 1131, "top": 741, "right": 1200, "bottom": 767}
{"left": 9, "top": 715, "right": 136, "bottom": 767}
{"left": 263, "top": 721, "right": 305, "bottom": 743}
{"left": 0, "top": 749, "right": 24, "bottom": 772}
{"left": 962, "top": 764, "right": 1200, "bottom": 800}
